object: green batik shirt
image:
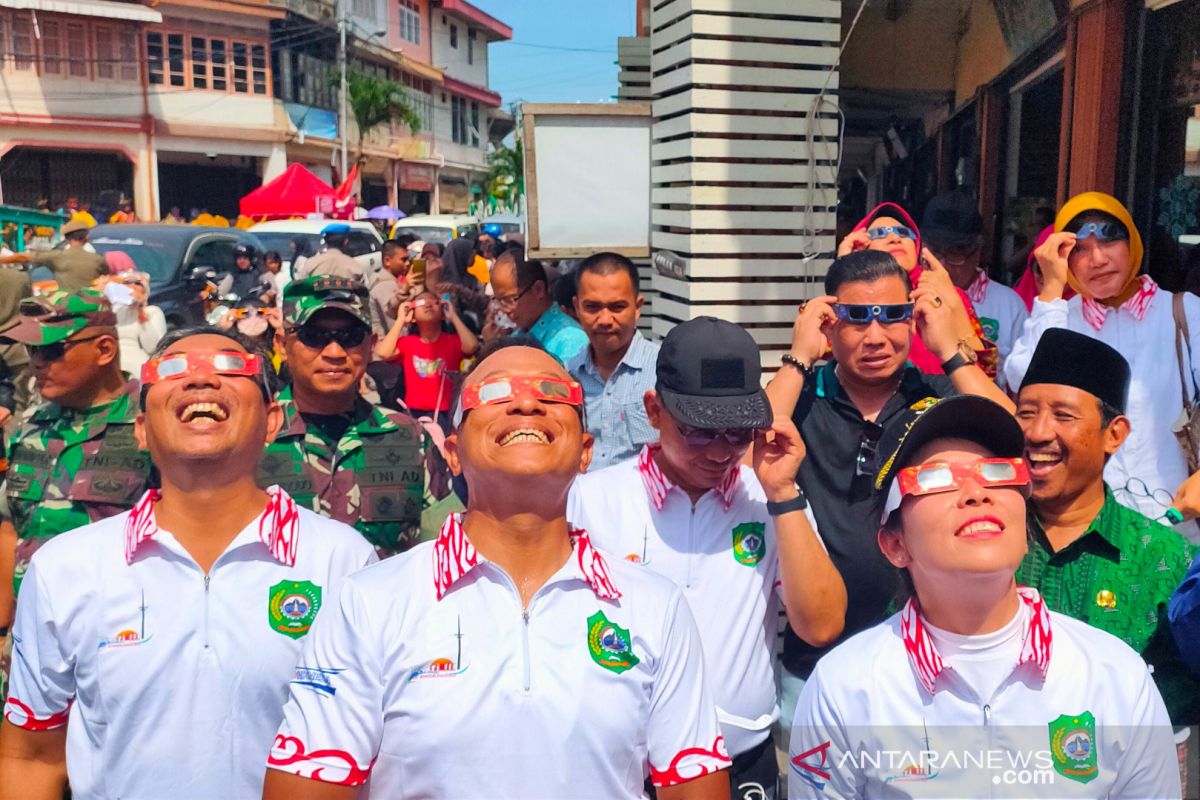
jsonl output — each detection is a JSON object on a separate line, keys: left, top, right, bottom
{"left": 1018, "top": 486, "right": 1200, "bottom": 722}
{"left": 5, "top": 379, "right": 151, "bottom": 596}
{"left": 257, "top": 385, "right": 425, "bottom": 556}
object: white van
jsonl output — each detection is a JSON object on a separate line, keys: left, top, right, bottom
{"left": 250, "top": 219, "right": 386, "bottom": 281}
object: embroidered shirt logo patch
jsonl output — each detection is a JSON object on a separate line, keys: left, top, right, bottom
{"left": 269, "top": 580, "right": 322, "bottom": 639}
{"left": 732, "top": 522, "right": 766, "bottom": 566}
{"left": 586, "top": 610, "right": 640, "bottom": 674}
{"left": 1049, "top": 712, "right": 1098, "bottom": 784}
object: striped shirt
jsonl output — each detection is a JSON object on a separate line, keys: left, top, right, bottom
{"left": 567, "top": 332, "right": 661, "bottom": 470}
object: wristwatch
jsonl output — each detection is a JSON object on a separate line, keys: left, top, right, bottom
{"left": 766, "top": 490, "right": 808, "bottom": 516}
{"left": 941, "top": 340, "right": 978, "bottom": 375}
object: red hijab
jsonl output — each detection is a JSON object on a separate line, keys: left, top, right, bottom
{"left": 849, "top": 203, "right": 987, "bottom": 375}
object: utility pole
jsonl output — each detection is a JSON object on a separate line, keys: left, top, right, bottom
{"left": 337, "top": 0, "right": 349, "bottom": 180}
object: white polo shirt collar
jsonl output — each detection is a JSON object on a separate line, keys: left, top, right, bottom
{"left": 432, "top": 512, "right": 621, "bottom": 601}
{"left": 637, "top": 443, "right": 739, "bottom": 510}
{"left": 901, "top": 586, "right": 1053, "bottom": 696}
{"left": 124, "top": 484, "right": 301, "bottom": 566}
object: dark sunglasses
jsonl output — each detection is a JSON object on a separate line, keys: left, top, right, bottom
{"left": 29, "top": 334, "right": 104, "bottom": 362}
{"left": 834, "top": 303, "right": 914, "bottom": 325}
{"left": 855, "top": 422, "right": 884, "bottom": 478}
{"left": 674, "top": 419, "right": 760, "bottom": 449}
{"left": 289, "top": 324, "right": 369, "bottom": 350}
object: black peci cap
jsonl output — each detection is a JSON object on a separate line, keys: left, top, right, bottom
{"left": 921, "top": 191, "right": 984, "bottom": 249}
{"left": 1019, "top": 328, "right": 1131, "bottom": 414}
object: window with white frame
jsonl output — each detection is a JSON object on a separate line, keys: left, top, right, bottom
{"left": 398, "top": 0, "right": 420, "bottom": 45}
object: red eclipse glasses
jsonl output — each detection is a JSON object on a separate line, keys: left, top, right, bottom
{"left": 881, "top": 457, "right": 1029, "bottom": 524}
{"left": 459, "top": 376, "right": 583, "bottom": 412}
{"left": 897, "top": 457, "right": 1030, "bottom": 498}
{"left": 141, "top": 351, "right": 264, "bottom": 385}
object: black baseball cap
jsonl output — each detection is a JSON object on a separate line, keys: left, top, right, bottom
{"left": 921, "top": 191, "right": 983, "bottom": 249}
{"left": 875, "top": 395, "right": 1025, "bottom": 523}
{"left": 656, "top": 317, "right": 772, "bottom": 430}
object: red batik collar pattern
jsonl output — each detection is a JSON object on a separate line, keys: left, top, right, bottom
{"left": 900, "top": 586, "right": 1053, "bottom": 696}
{"left": 432, "top": 513, "right": 621, "bottom": 601}
{"left": 637, "top": 444, "right": 739, "bottom": 512}
{"left": 1080, "top": 275, "right": 1158, "bottom": 331}
{"left": 966, "top": 270, "right": 990, "bottom": 304}
{"left": 124, "top": 485, "right": 301, "bottom": 566}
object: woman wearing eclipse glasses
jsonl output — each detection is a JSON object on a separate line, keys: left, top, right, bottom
{"left": 838, "top": 202, "right": 997, "bottom": 378}
{"left": 1005, "top": 191, "right": 1200, "bottom": 532}
{"left": 788, "top": 395, "right": 1180, "bottom": 800}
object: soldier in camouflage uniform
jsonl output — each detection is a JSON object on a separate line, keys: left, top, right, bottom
{"left": 0, "top": 290, "right": 151, "bottom": 697}
{"left": 261, "top": 276, "right": 426, "bottom": 556}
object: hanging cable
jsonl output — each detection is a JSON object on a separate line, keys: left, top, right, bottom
{"left": 800, "top": 0, "right": 871, "bottom": 265}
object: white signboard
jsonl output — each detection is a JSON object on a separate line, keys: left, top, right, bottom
{"left": 523, "top": 103, "right": 651, "bottom": 258}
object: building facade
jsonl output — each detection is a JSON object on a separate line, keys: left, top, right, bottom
{"left": 0, "top": 0, "right": 509, "bottom": 220}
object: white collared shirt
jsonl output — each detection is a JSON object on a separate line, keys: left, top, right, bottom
{"left": 568, "top": 445, "right": 819, "bottom": 757}
{"left": 966, "top": 270, "right": 1028, "bottom": 391}
{"left": 788, "top": 588, "right": 1179, "bottom": 799}
{"left": 266, "top": 513, "right": 731, "bottom": 798}
{"left": 4, "top": 486, "right": 376, "bottom": 800}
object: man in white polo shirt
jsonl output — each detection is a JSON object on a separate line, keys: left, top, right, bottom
{"left": 264, "top": 344, "right": 731, "bottom": 800}
{"left": 569, "top": 317, "right": 848, "bottom": 800}
{"left": 0, "top": 327, "right": 375, "bottom": 800}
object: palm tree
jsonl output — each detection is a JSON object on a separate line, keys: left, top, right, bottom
{"left": 344, "top": 70, "right": 422, "bottom": 167}
{"left": 487, "top": 140, "right": 523, "bottom": 213}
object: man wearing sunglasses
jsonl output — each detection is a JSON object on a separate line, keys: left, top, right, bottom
{"left": 569, "top": 317, "right": 846, "bottom": 800}
{"left": 1015, "top": 330, "right": 1199, "bottom": 743}
{"left": 261, "top": 276, "right": 428, "bottom": 558}
{"left": 0, "top": 327, "right": 375, "bottom": 800}
{"left": 764, "top": 250, "right": 1014, "bottom": 750}
{"left": 0, "top": 290, "right": 152, "bottom": 695}
{"left": 922, "top": 191, "right": 1027, "bottom": 389}
{"left": 265, "top": 344, "right": 732, "bottom": 800}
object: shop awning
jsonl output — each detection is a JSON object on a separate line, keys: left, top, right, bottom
{"left": 0, "top": 0, "right": 162, "bottom": 22}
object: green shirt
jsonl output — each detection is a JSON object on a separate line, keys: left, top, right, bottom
{"left": 1018, "top": 487, "right": 1199, "bottom": 722}
{"left": 258, "top": 385, "right": 426, "bottom": 555}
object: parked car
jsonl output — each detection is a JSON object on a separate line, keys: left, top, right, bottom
{"left": 249, "top": 219, "right": 384, "bottom": 283}
{"left": 31, "top": 224, "right": 268, "bottom": 328}
{"left": 390, "top": 214, "right": 480, "bottom": 245}
{"left": 481, "top": 212, "right": 525, "bottom": 237}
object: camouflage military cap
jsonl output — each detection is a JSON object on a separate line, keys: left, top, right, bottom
{"left": 283, "top": 275, "right": 371, "bottom": 328}
{"left": 0, "top": 288, "right": 116, "bottom": 345}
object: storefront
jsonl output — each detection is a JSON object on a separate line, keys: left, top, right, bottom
{"left": 0, "top": 146, "right": 133, "bottom": 215}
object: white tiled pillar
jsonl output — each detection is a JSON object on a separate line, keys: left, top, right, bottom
{"left": 648, "top": 0, "right": 841, "bottom": 371}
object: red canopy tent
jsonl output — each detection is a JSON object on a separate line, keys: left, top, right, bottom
{"left": 239, "top": 163, "right": 338, "bottom": 219}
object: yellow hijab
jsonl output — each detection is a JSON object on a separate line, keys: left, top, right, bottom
{"left": 1054, "top": 191, "right": 1143, "bottom": 306}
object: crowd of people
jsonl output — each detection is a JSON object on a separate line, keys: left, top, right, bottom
{"left": 0, "top": 187, "right": 1197, "bottom": 800}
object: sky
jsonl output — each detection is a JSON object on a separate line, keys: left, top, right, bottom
{"left": 471, "top": 1, "right": 635, "bottom": 106}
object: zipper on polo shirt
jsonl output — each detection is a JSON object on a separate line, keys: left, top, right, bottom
{"left": 686, "top": 504, "right": 696, "bottom": 589}
{"left": 204, "top": 573, "right": 211, "bottom": 647}
{"left": 982, "top": 704, "right": 991, "bottom": 726}
{"left": 521, "top": 609, "right": 532, "bottom": 693}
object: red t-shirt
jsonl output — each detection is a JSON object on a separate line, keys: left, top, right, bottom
{"left": 392, "top": 333, "right": 464, "bottom": 411}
